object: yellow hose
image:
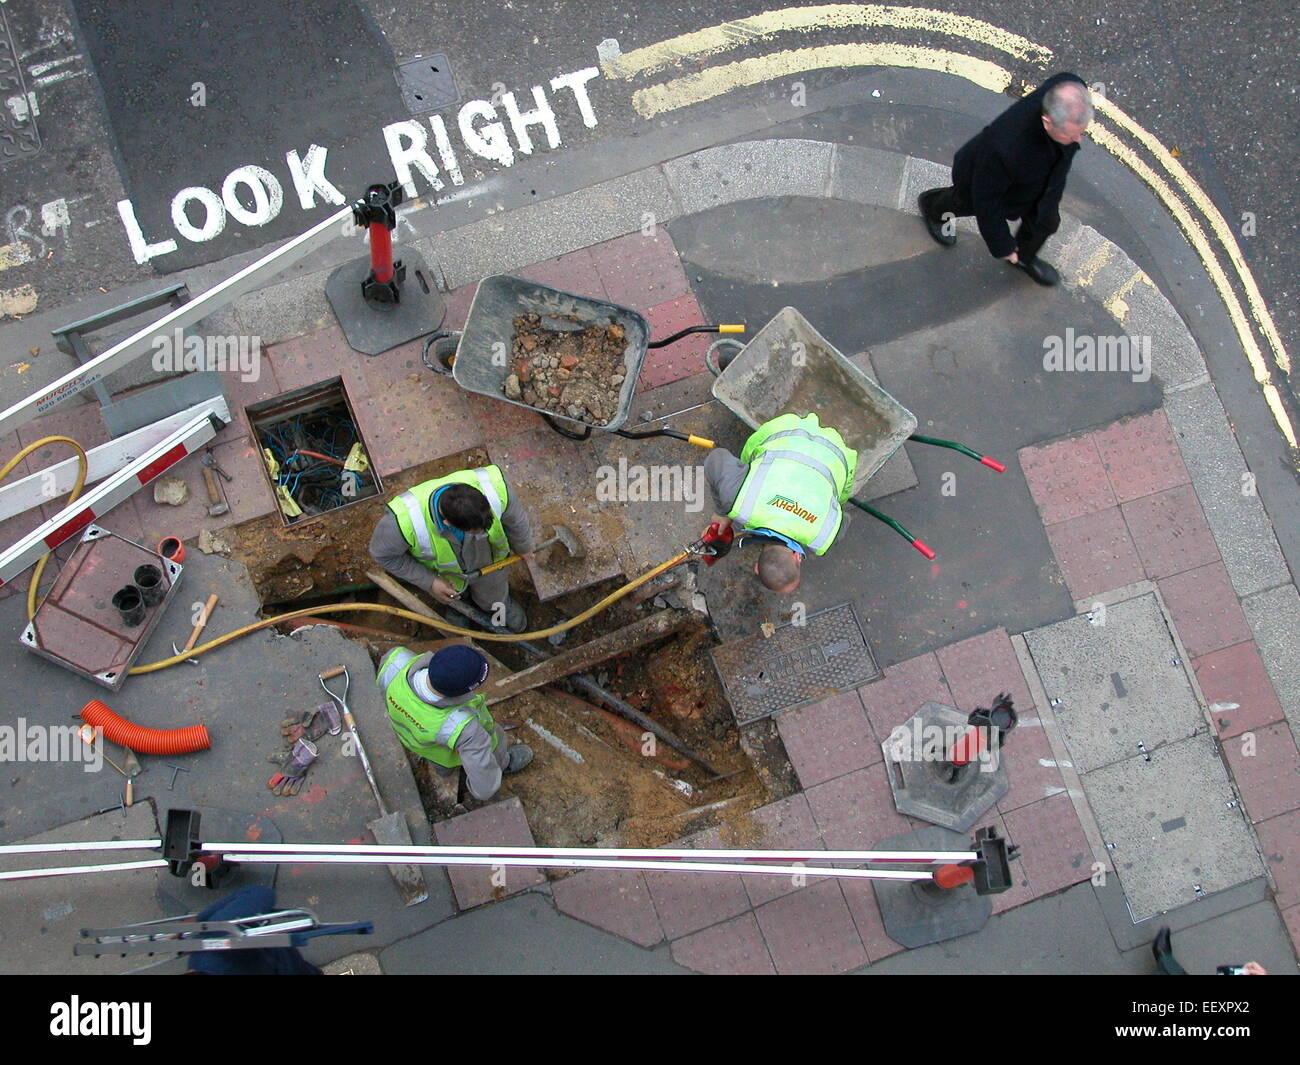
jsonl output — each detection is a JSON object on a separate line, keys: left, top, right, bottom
{"left": 0, "top": 436, "right": 89, "bottom": 620}
{"left": 129, "top": 549, "right": 691, "bottom": 674}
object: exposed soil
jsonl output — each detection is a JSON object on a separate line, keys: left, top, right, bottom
{"left": 505, "top": 314, "right": 627, "bottom": 426}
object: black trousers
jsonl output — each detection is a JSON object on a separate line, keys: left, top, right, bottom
{"left": 924, "top": 187, "right": 1058, "bottom": 262}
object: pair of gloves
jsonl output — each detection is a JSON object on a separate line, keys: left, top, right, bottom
{"left": 267, "top": 702, "right": 342, "bottom": 796}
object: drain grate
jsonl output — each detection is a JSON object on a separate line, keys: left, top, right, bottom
{"left": 0, "top": 10, "right": 41, "bottom": 163}
{"left": 710, "top": 603, "right": 879, "bottom": 726}
{"left": 395, "top": 54, "right": 460, "bottom": 114}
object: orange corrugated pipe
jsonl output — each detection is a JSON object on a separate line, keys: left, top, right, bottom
{"left": 81, "top": 700, "right": 210, "bottom": 755}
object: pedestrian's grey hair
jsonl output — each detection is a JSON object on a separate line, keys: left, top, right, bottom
{"left": 1043, "top": 82, "right": 1093, "bottom": 128}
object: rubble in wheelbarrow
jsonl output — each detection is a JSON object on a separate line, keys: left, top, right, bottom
{"left": 504, "top": 313, "right": 627, "bottom": 425}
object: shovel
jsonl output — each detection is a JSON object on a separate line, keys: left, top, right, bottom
{"left": 320, "top": 666, "right": 428, "bottom": 906}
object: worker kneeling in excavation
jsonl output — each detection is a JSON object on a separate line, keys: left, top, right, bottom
{"left": 378, "top": 643, "right": 533, "bottom": 800}
{"left": 705, "top": 413, "right": 858, "bottom": 594}
{"left": 370, "top": 465, "right": 533, "bottom": 633}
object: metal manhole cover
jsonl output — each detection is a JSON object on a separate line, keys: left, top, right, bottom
{"left": 395, "top": 54, "right": 459, "bottom": 114}
{"left": 710, "top": 603, "right": 879, "bottom": 726}
{"left": 0, "top": 9, "right": 41, "bottom": 163}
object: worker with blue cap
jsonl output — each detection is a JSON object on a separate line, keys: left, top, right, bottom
{"left": 376, "top": 643, "right": 533, "bottom": 801}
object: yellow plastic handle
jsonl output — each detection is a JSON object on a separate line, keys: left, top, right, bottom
{"left": 686, "top": 435, "right": 716, "bottom": 449}
{"left": 719, "top": 323, "right": 745, "bottom": 334}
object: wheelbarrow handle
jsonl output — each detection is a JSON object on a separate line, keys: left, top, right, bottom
{"left": 647, "top": 323, "right": 744, "bottom": 348}
{"left": 908, "top": 433, "right": 1006, "bottom": 473}
{"left": 848, "top": 497, "right": 936, "bottom": 560}
{"left": 614, "top": 427, "right": 715, "bottom": 449}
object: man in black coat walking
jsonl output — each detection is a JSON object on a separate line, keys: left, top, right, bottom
{"left": 918, "top": 73, "right": 1092, "bottom": 287}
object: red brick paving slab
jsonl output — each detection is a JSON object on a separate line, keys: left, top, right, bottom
{"left": 588, "top": 231, "right": 691, "bottom": 310}
{"left": 806, "top": 764, "right": 916, "bottom": 850}
{"left": 357, "top": 337, "right": 483, "bottom": 476}
{"left": 670, "top": 912, "right": 776, "bottom": 975}
{"left": 996, "top": 719, "right": 1067, "bottom": 814}
{"left": 754, "top": 880, "right": 868, "bottom": 974}
{"left": 212, "top": 365, "right": 281, "bottom": 441}
{"left": 1222, "top": 722, "right": 1300, "bottom": 825}
{"left": 517, "top": 247, "right": 608, "bottom": 300}
{"left": 433, "top": 796, "right": 546, "bottom": 909}
{"left": 643, "top": 866, "right": 751, "bottom": 941}
{"left": 1193, "top": 642, "right": 1286, "bottom": 739}
{"left": 1282, "top": 904, "right": 1300, "bottom": 960}
{"left": 935, "top": 627, "right": 1035, "bottom": 716}
{"left": 1001, "top": 792, "right": 1093, "bottom": 898}
{"left": 133, "top": 435, "right": 275, "bottom": 546}
{"left": 730, "top": 793, "right": 825, "bottom": 907}
{"left": 857, "top": 652, "right": 953, "bottom": 740}
{"left": 1158, "top": 561, "right": 1252, "bottom": 658}
{"left": 1121, "top": 484, "right": 1219, "bottom": 580}
{"left": 1254, "top": 810, "right": 1300, "bottom": 909}
{"left": 838, "top": 880, "right": 905, "bottom": 962}
{"left": 1092, "top": 409, "right": 1190, "bottom": 503}
{"left": 1043, "top": 506, "right": 1145, "bottom": 599}
{"left": 637, "top": 292, "right": 713, "bottom": 390}
{"left": 463, "top": 389, "right": 546, "bottom": 444}
{"left": 1019, "top": 436, "right": 1115, "bottom": 525}
{"left": 551, "top": 868, "right": 664, "bottom": 948}
{"left": 776, "top": 689, "right": 878, "bottom": 788}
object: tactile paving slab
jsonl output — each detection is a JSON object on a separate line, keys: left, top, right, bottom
{"left": 711, "top": 603, "right": 879, "bottom": 726}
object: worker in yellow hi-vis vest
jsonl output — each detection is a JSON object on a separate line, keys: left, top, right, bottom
{"left": 369, "top": 465, "right": 534, "bottom": 633}
{"left": 703, "top": 413, "right": 858, "bottom": 594}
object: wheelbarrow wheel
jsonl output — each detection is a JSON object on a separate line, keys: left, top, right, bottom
{"left": 542, "top": 413, "right": 592, "bottom": 441}
{"left": 705, "top": 337, "right": 745, "bottom": 378}
{"left": 422, "top": 331, "right": 461, "bottom": 376}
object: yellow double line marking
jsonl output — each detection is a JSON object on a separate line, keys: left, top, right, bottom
{"left": 603, "top": 4, "right": 1296, "bottom": 449}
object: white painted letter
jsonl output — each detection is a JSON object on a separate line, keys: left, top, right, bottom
{"left": 458, "top": 100, "right": 514, "bottom": 167}
{"left": 285, "top": 145, "right": 345, "bottom": 209}
{"left": 501, "top": 86, "right": 560, "bottom": 155}
{"left": 170, "top": 186, "right": 225, "bottom": 243}
{"left": 116, "top": 199, "right": 178, "bottom": 263}
{"left": 381, "top": 119, "right": 445, "bottom": 198}
{"left": 221, "top": 165, "right": 283, "bottom": 227}
{"left": 549, "top": 67, "right": 600, "bottom": 128}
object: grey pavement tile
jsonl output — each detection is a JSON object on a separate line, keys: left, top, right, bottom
{"left": 434, "top": 797, "right": 546, "bottom": 909}
{"left": 1164, "top": 382, "right": 1290, "bottom": 597}
{"left": 670, "top": 912, "right": 775, "bottom": 975}
{"left": 1241, "top": 584, "right": 1300, "bottom": 744}
{"left": 663, "top": 139, "right": 835, "bottom": 215}
{"left": 829, "top": 143, "right": 907, "bottom": 209}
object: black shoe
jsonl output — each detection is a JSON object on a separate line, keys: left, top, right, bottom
{"left": 1010, "top": 257, "right": 1060, "bottom": 287}
{"left": 918, "top": 190, "right": 956, "bottom": 247}
{"left": 1152, "top": 926, "right": 1187, "bottom": 975}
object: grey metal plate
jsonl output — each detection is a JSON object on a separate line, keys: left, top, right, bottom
{"left": 0, "top": 9, "right": 40, "bottom": 163}
{"left": 1024, "top": 594, "right": 1203, "bottom": 773}
{"left": 395, "top": 54, "right": 460, "bottom": 114}
{"left": 1084, "top": 734, "right": 1264, "bottom": 921}
{"left": 710, "top": 602, "right": 879, "bottom": 725}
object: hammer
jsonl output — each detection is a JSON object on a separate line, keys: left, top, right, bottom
{"left": 202, "top": 466, "right": 229, "bottom": 517}
{"left": 173, "top": 593, "right": 219, "bottom": 666}
{"left": 462, "top": 524, "right": 586, "bottom": 579}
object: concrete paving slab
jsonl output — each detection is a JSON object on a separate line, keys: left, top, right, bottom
{"left": 1158, "top": 561, "right": 1253, "bottom": 659}
{"left": 776, "top": 690, "right": 878, "bottom": 790}
{"left": 755, "top": 878, "right": 868, "bottom": 975}
{"left": 425, "top": 169, "right": 681, "bottom": 291}
{"left": 516, "top": 247, "right": 609, "bottom": 300}
{"left": 1121, "top": 484, "right": 1220, "bottom": 580}
{"left": 1222, "top": 722, "right": 1300, "bottom": 825}
{"left": 1024, "top": 593, "right": 1203, "bottom": 773}
{"left": 551, "top": 868, "right": 664, "bottom": 948}
{"left": 1020, "top": 434, "right": 1115, "bottom": 525}
{"left": 1241, "top": 584, "right": 1300, "bottom": 746}
{"left": 1043, "top": 506, "right": 1145, "bottom": 600}
{"left": 670, "top": 912, "right": 775, "bottom": 974}
{"left": 379, "top": 890, "right": 687, "bottom": 975}
{"left": 1084, "top": 734, "right": 1264, "bottom": 921}
{"left": 232, "top": 270, "right": 336, "bottom": 346}
{"left": 662, "top": 139, "right": 835, "bottom": 215}
{"left": 1194, "top": 641, "right": 1287, "bottom": 740}
{"left": 1108, "top": 270, "right": 1208, "bottom": 392}
{"left": 434, "top": 797, "right": 546, "bottom": 910}
{"left": 1164, "top": 382, "right": 1290, "bottom": 598}
{"left": 828, "top": 144, "right": 908, "bottom": 211}
{"left": 486, "top": 425, "right": 629, "bottom": 600}
{"left": 1255, "top": 811, "right": 1300, "bottom": 909}
{"left": 1092, "top": 409, "right": 1190, "bottom": 504}
{"left": 0, "top": 547, "right": 452, "bottom": 958}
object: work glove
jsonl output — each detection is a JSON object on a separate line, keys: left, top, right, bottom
{"left": 267, "top": 738, "right": 318, "bottom": 797}
{"left": 280, "top": 702, "right": 341, "bottom": 743}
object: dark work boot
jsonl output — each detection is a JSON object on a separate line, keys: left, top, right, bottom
{"left": 1152, "top": 926, "right": 1187, "bottom": 975}
{"left": 1009, "top": 257, "right": 1060, "bottom": 287}
{"left": 918, "top": 189, "right": 957, "bottom": 247}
